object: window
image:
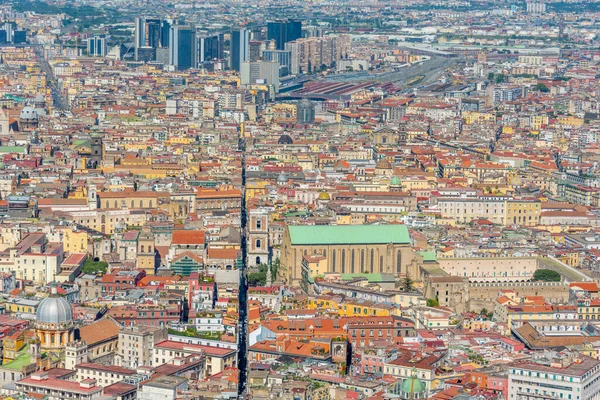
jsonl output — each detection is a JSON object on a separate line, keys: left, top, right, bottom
{"left": 351, "top": 250, "right": 355, "bottom": 274}
{"left": 256, "top": 239, "right": 261, "bottom": 249}
{"left": 341, "top": 250, "right": 346, "bottom": 273}
{"left": 332, "top": 250, "right": 337, "bottom": 272}
{"left": 379, "top": 256, "right": 383, "bottom": 273}
{"left": 370, "top": 249, "right": 374, "bottom": 271}
{"left": 361, "top": 250, "right": 365, "bottom": 272}
{"left": 397, "top": 250, "right": 402, "bottom": 274}
{"left": 256, "top": 219, "right": 262, "bottom": 230}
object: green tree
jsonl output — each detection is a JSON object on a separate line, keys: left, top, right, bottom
{"left": 535, "top": 83, "right": 550, "bottom": 92}
{"left": 402, "top": 273, "right": 414, "bottom": 292}
{"left": 81, "top": 258, "right": 108, "bottom": 275}
{"left": 248, "top": 272, "right": 266, "bottom": 286}
{"left": 427, "top": 298, "right": 439, "bottom": 307}
{"left": 533, "top": 269, "right": 561, "bottom": 282}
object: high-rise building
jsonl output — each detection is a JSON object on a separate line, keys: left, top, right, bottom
{"left": 267, "top": 19, "right": 302, "bottom": 51}
{"left": 287, "top": 35, "right": 350, "bottom": 74}
{"left": 240, "top": 60, "right": 280, "bottom": 92}
{"left": 230, "top": 28, "right": 250, "bottom": 71}
{"left": 249, "top": 40, "right": 262, "bottom": 62}
{"left": 262, "top": 50, "right": 291, "bottom": 76}
{"left": 526, "top": 1, "right": 546, "bottom": 14}
{"left": 13, "top": 30, "right": 25, "bottom": 44}
{"left": 87, "top": 36, "right": 106, "bottom": 57}
{"left": 161, "top": 20, "right": 171, "bottom": 48}
{"left": 2, "top": 23, "right": 13, "bottom": 43}
{"left": 134, "top": 17, "right": 170, "bottom": 61}
{"left": 169, "top": 25, "right": 197, "bottom": 70}
{"left": 198, "top": 34, "right": 224, "bottom": 63}
{"left": 0, "top": 25, "right": 27, "bottom": 45}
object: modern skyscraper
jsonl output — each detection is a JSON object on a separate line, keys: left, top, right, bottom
{"left": 249, "top": 41, "right": 262, "bottom": 62}
{"left": 230, "top": 28, "right": 250, "bottom": 71}
{"left": 169, "top": 25, "right": 197, "bottom": 70}
{"left": 13, "top": 30, "right": 26, "bottom": 44}
{"left": 134, "top": 17, "right": 170, "bottom": 61}
{"left": 161, "top": 20, "right": 171, "bottom": 48}
{"left": 2, "top": 23, "right": 13, "bottom": 43}
{"left": 262, "top": 50, "right": 291, "bottom": 76}
{"left": 240, "top": 60, "right": 280, "bottom": 92}
{"left": 87, "top": 36, "right": 106, "bottom": 57}
{"left": 198, "top": 34, "right": 224, "bottom": 63}
{"left": 287, "top": 35, "right": 350, "bottom": 74}
{"left": 267, "top": 20, "right": 302, "bottom": 51}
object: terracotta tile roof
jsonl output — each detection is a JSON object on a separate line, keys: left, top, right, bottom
{"left": 172, "top": 230, "right": 205, "bottom": 245}
{"left": 570, "top": 282, "right": 598, "bottom": 292}
{"left": 207, "top": 248, "right": 240, "bottom": 260}
{"left": 79, "top": 317, "right": 121, "bottom": 346}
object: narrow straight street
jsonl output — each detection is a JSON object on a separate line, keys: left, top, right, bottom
{"left": 33, "top": 45, "right": 69, "bottom": 111}
{"left": 237, "top": 137, "right": 248, "bottom": 398}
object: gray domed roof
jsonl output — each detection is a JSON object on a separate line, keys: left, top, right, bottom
{"left": 278, "top": 134, "right": 293, "bottom": 145}
{"left": 20, "top": 106, "right": 38, "bottom": 120}
{"left": 36, "top": 292, "right": 73, "bottom": 324}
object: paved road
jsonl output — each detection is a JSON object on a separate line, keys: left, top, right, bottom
{"left": 237, "top": 137, "right": 249, "bottom": 399}
{"left": 33, "top": 46, "right": 69, "bottom": 111}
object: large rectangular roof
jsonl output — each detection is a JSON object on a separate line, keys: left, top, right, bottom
{"left": 288, "top": 225, "right": 411, "bottom": 245}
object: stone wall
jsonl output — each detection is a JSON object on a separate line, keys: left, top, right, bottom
{"left": 468, "top": 281, "right": 570, "bottom": 312}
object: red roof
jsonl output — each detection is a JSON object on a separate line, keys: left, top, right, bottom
{"left": 570, "top": 282, "right": 599, "bottom": 292}
{"left": 172, "top": 230, "right": 205, "bottom": 245}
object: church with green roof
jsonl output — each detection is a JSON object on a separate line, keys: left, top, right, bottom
{"left": 281, "top": 224, "right": 416, "bottom": 285}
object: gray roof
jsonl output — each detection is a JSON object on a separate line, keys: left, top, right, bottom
{"left": 36, "top": 295, "right": 73, "bottom": 324}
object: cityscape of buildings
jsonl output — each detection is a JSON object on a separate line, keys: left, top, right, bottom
{"left": 0, "top": 0, "right": 599, "bottom": 399}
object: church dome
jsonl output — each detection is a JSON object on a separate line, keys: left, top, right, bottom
{"left": 401, "top": 370, "right": 427, "bottom": 399}
{"left": 36, "top": 289, "right": 73, "bottom": 324}
{"left": 318, "top": 192, "right": 331, "bottom": 201}
{"left": 390, "top": 176, "right": 402, "bottom": 186}
{"left": 376, "top": 159, "right": 392, "bottom": 169}
{"left": 20, "top": 106, "right": 38, "bottom": 121}
{"left": 278, "top": 134, "right": 293, "bottom": 145}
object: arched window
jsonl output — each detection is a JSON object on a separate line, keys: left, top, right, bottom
{"left": 361, "top": 250, "right": 365, "bottom": 272}
{"left": 332, "top": 250, "right": 337, "bottom": 272}
{"left": 141, "top": 245, "right": 145, "bottom": 253}
{"left": 370, "top": 249, "right": 374, "bottom": 271}
{"left": 341, "top": 250, "right": 345, "bottom": 273}
{"left": 131, "top": 200, "right": 134, "bottom": 208}
{"left": 256, "top": 239, "right": 261, "bottom": 249}
{"left": 256, "top": 256, "right": 261, "bottom": 265}
{"left": 323, "top": 249, "right": 327, "bottom": 257}
{"left": 351, "top": 250, "right": 355, "bottom": 274}
{"left": 397, "top": 250, "right": 402, "bottom": 274}
{"left": 379, "top": 256, "right": 384, "bottom": 273}
{"left": 140, "top": 200, "right": 144, "bottom": 208}
{"left": 114, "top": 200, "right": 117, "bottom": 208}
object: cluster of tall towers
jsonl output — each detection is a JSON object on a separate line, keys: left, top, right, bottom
{"left": 133, "top": 17, "right": 302, "bottom": 72}
{"left": 134, "top": 17, "right": 225, "bottom": 71}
